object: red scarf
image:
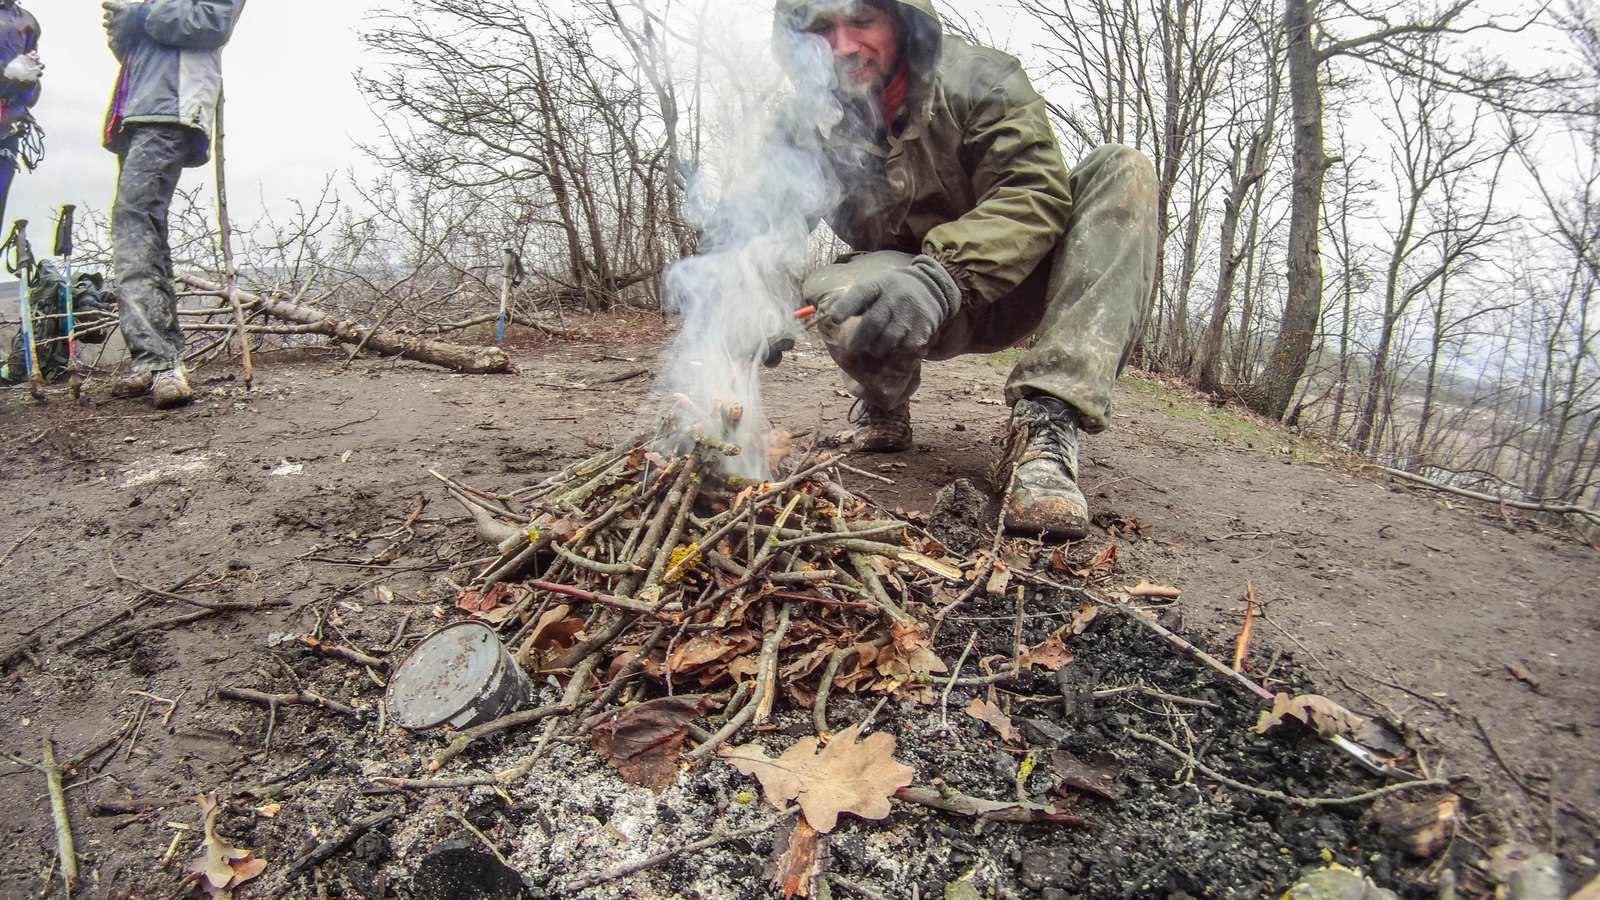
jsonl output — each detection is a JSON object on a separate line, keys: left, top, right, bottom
{"left": 878, "top": 61, "right": 911, "bottom": 130}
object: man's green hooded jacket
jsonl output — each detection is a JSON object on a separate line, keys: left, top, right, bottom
{"left": 776, "top": 0, "right": 1073, "bottom": 310}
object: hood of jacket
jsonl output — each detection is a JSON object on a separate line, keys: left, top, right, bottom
{"left": 773, "top": 0, "right": 944, "bottom": 86}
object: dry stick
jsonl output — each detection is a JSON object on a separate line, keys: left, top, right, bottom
{"left": 753, "top": 603, "right": 796, "bottom": 724}
{"left": 828, "top": 515, "right": 914, "bottom": 626}
{"left": 217, "top": 686, "right": 361, "bottom": 719}
{"left": 427, "top": 701, "right": 576, "bottom": 772}
{"left": 577, "top": 624, "right": 672, "bottom": 728}
{"left": 938, "top": 631, "right": 980, "bottom": 734}
{"left": 300, "top": 636, "right": 388, "bottom": 671}
{"left": 213, "top": 85, "right": 252, "bottom": 390}
{"left": 1372, "top": 465, "right": 1600, "bottom": 525}
{"left": 558, "top": 811, "right": 795, "bottom": 894}
{"left": 282, "top": 802, "right": 405, "bottom": 879}
{"left": 813, "top": 646, "right": 859, "bottom": 735}
{"left": 506, "top": 655, "right": 599, "bottom": 781}
{"left": 550, "top": 542, "right": 640, "bottom": 576}
{"left": 524, "top": 580, "right": 677, "bottom": 622}
{"left": 1129, "top": 731, "right": 1448, "bottom": 807}
{"left": 1232, "top": 580, "right": 1257, "bottom": 673}
{"left": 1107, "top": 602, "right": 1416, "bottom": 781}
{"left": 0, "top": 523, "right": 41, "bottom": 570}
{"left": 57, "top": 567, "right": 208, "bottom": 650}
{"left": 687, "top": 601, "right": 797, "bottom": 763}
{"left": 893, "top": 786, "right": 1092, "bottom": 827}
{"left": 41, "top": 742, "right": 77, "bottom": 888}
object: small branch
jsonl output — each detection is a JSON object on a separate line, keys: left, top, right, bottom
{"left": 300, "top": 636, "right": 389, "bottom": 671}
{"left": 42, "top": 742, "right": 77, "bottom": 888}
{"left": 1129, "top": 731, "right": 1448, "bottom": 807}
{"left": 217, "top": 686, "right": 362, "bottom": 719}
{"left": 1371, "top": 465, "right": 1600, "bottom": 524}
{"left": 0, "top": 524, "right": 42, "bottom": 570}
{"left": 427, "top": 701, "right": 575, "bottom": 772}
{"left": 524, "top": 579, "right": 677, "bottom": 622}
{"left": 893, "top": 786, "right": 1091, "bottom": 826}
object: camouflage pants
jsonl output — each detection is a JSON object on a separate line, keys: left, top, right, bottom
{"left": 823, "top": 144, "right": 1158, "bottom": 434}
{"left": 113, "top": 125, "right": 192, "bottom": 374}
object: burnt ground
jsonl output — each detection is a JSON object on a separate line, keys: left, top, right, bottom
{"left": 0, "top": 314, "right": 1596, "bottom": 899}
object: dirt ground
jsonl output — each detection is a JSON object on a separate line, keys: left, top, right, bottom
{"left": 1, "top": 314, "right": 1596, "bottom": 899}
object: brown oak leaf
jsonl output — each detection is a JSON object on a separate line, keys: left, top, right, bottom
{"left": 191, "top": 794, "right": 268, "bottom": 894}
{"left": 721, "top": 723, "right": 914, "bottom": 833}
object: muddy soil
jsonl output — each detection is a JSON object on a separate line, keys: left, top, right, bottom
{"left": 1, "top": 315, "right": 1596, "bottom": 899}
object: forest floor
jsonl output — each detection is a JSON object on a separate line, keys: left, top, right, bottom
{"left": 0, "top": 312, "right": 1596, "bottom": 899}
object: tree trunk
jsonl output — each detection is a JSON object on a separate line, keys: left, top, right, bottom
{"left": 176, "top": 275, "right": 513, "bottom": 375}
{"left": 1246, "top": 0, "right": 1326, "bottom": 420}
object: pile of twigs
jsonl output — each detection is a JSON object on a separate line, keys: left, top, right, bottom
{"left": 429, "top": 434, "right": 967, "bottom": 770}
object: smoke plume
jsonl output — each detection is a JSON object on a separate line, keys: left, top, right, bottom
{"left": 651, "top": 29, "right": 844, "bottom": 480}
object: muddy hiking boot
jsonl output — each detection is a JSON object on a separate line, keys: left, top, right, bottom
{"left": 151, "top": 368, "right": 194, "bottom": 409}
{"left": 1000, "top": 394, "right": 1089, "bottom": 539}
{"left": 110, "top": 371, "right": 155, "bottom": 399}
{"left": 848, "top": 400, "right": 913, "bottom": 452}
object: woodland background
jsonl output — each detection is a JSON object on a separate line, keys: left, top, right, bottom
{"left": 51, "top": 0, "right": 1600, "bottom": 533}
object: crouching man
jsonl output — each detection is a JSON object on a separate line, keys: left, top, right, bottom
{"left": 780, "top": 0, "right": 1157, "bottom": 539}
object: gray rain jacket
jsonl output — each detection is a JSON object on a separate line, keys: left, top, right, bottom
{"left": 103, "top": 0, "right": 245, "bottom": 167}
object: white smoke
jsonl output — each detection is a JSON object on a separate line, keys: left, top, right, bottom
{"left": 650, "top": 29, "right": 845, "bottom": 480}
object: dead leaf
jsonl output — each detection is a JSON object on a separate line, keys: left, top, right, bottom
{"left": 516, "top": 604, "right": 584, "bottom": 668}
{"left": 190, "top": 794, "right": 268, "bottom": 894}
{"left": 1048, "top": 749, "right": 1124, "bottom": 801}
{"left": 1019, "top": 631, "right": 1074, "bottom": 672}
{"left": 1069, "top": 604, "right": 1100, "bottom": 636}
{"left": 1126, "top": 581, "right": 1181, "bottom": 600}
{"left": 1255, "top": 693, "right": 1367, "bottom": 740}
{"left": 1074, "top": 544, "right": 1118, "bottom": 580}
{"left": 589, "top": 695, "right": 721, "bottom": 791}
{"left": 721, "top": 723, "right": 914, "bottom": 833}
{"left": 966, "top": 697, "right": 1023, "bottom": 745}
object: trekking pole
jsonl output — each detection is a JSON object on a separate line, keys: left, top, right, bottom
{"left": 4, "top": 219, "right": 43, "bottom": 400}
{"left": 213, "top": 85, "right": 253, "bottom": 389}
{"left": 53, "top": 204, "right": 78, "bottom": 398}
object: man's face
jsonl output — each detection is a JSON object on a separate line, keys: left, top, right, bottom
{"left": 801, "top": 3, "right": 901, "bottom": 96}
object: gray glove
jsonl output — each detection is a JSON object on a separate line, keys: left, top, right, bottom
{"left": 103, "top": 1, "right": 144, "bottom": 49}
{"left": 806, "top": 251, "right": 962, "bottom": 360}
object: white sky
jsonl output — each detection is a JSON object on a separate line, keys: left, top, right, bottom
{"left": 7, "top": 1, "right": 1029, "bottom": 244}
{"left": 9, "top": 0, "right": 388, "bottom": 239}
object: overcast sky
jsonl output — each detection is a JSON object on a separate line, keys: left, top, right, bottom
{"left": 7, "top": 1, "right": 1034, "bottom": 246}
{"left": 9, "top": 1, "right": 389, "bottom": 241}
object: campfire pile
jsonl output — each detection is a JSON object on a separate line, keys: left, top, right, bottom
{"left": 434, "top": 431, "right": 972, "bottom": 768}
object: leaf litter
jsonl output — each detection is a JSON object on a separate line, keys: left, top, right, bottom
{"left": 171, "top": 434, "right": 1484, "bottom": 898}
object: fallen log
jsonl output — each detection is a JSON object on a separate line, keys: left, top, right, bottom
{"left": 176, "top": 273, "right": 512, "bottom": 375}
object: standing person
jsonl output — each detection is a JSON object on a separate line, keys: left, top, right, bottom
{"left": 0, "top": 0, "right": 42, "bottom": 229}
{"left": 102, "top": 0, "right": 245, "bottom": 409}
{"left": 777, "top": 0, "right": 1158, "bottom": 540}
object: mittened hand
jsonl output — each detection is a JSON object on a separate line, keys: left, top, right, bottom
{"left": 1, "top": 54, "right": 41, "bottom": 85}
{"left": 806, "top": 252, "right": 962, "bottom": 360}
